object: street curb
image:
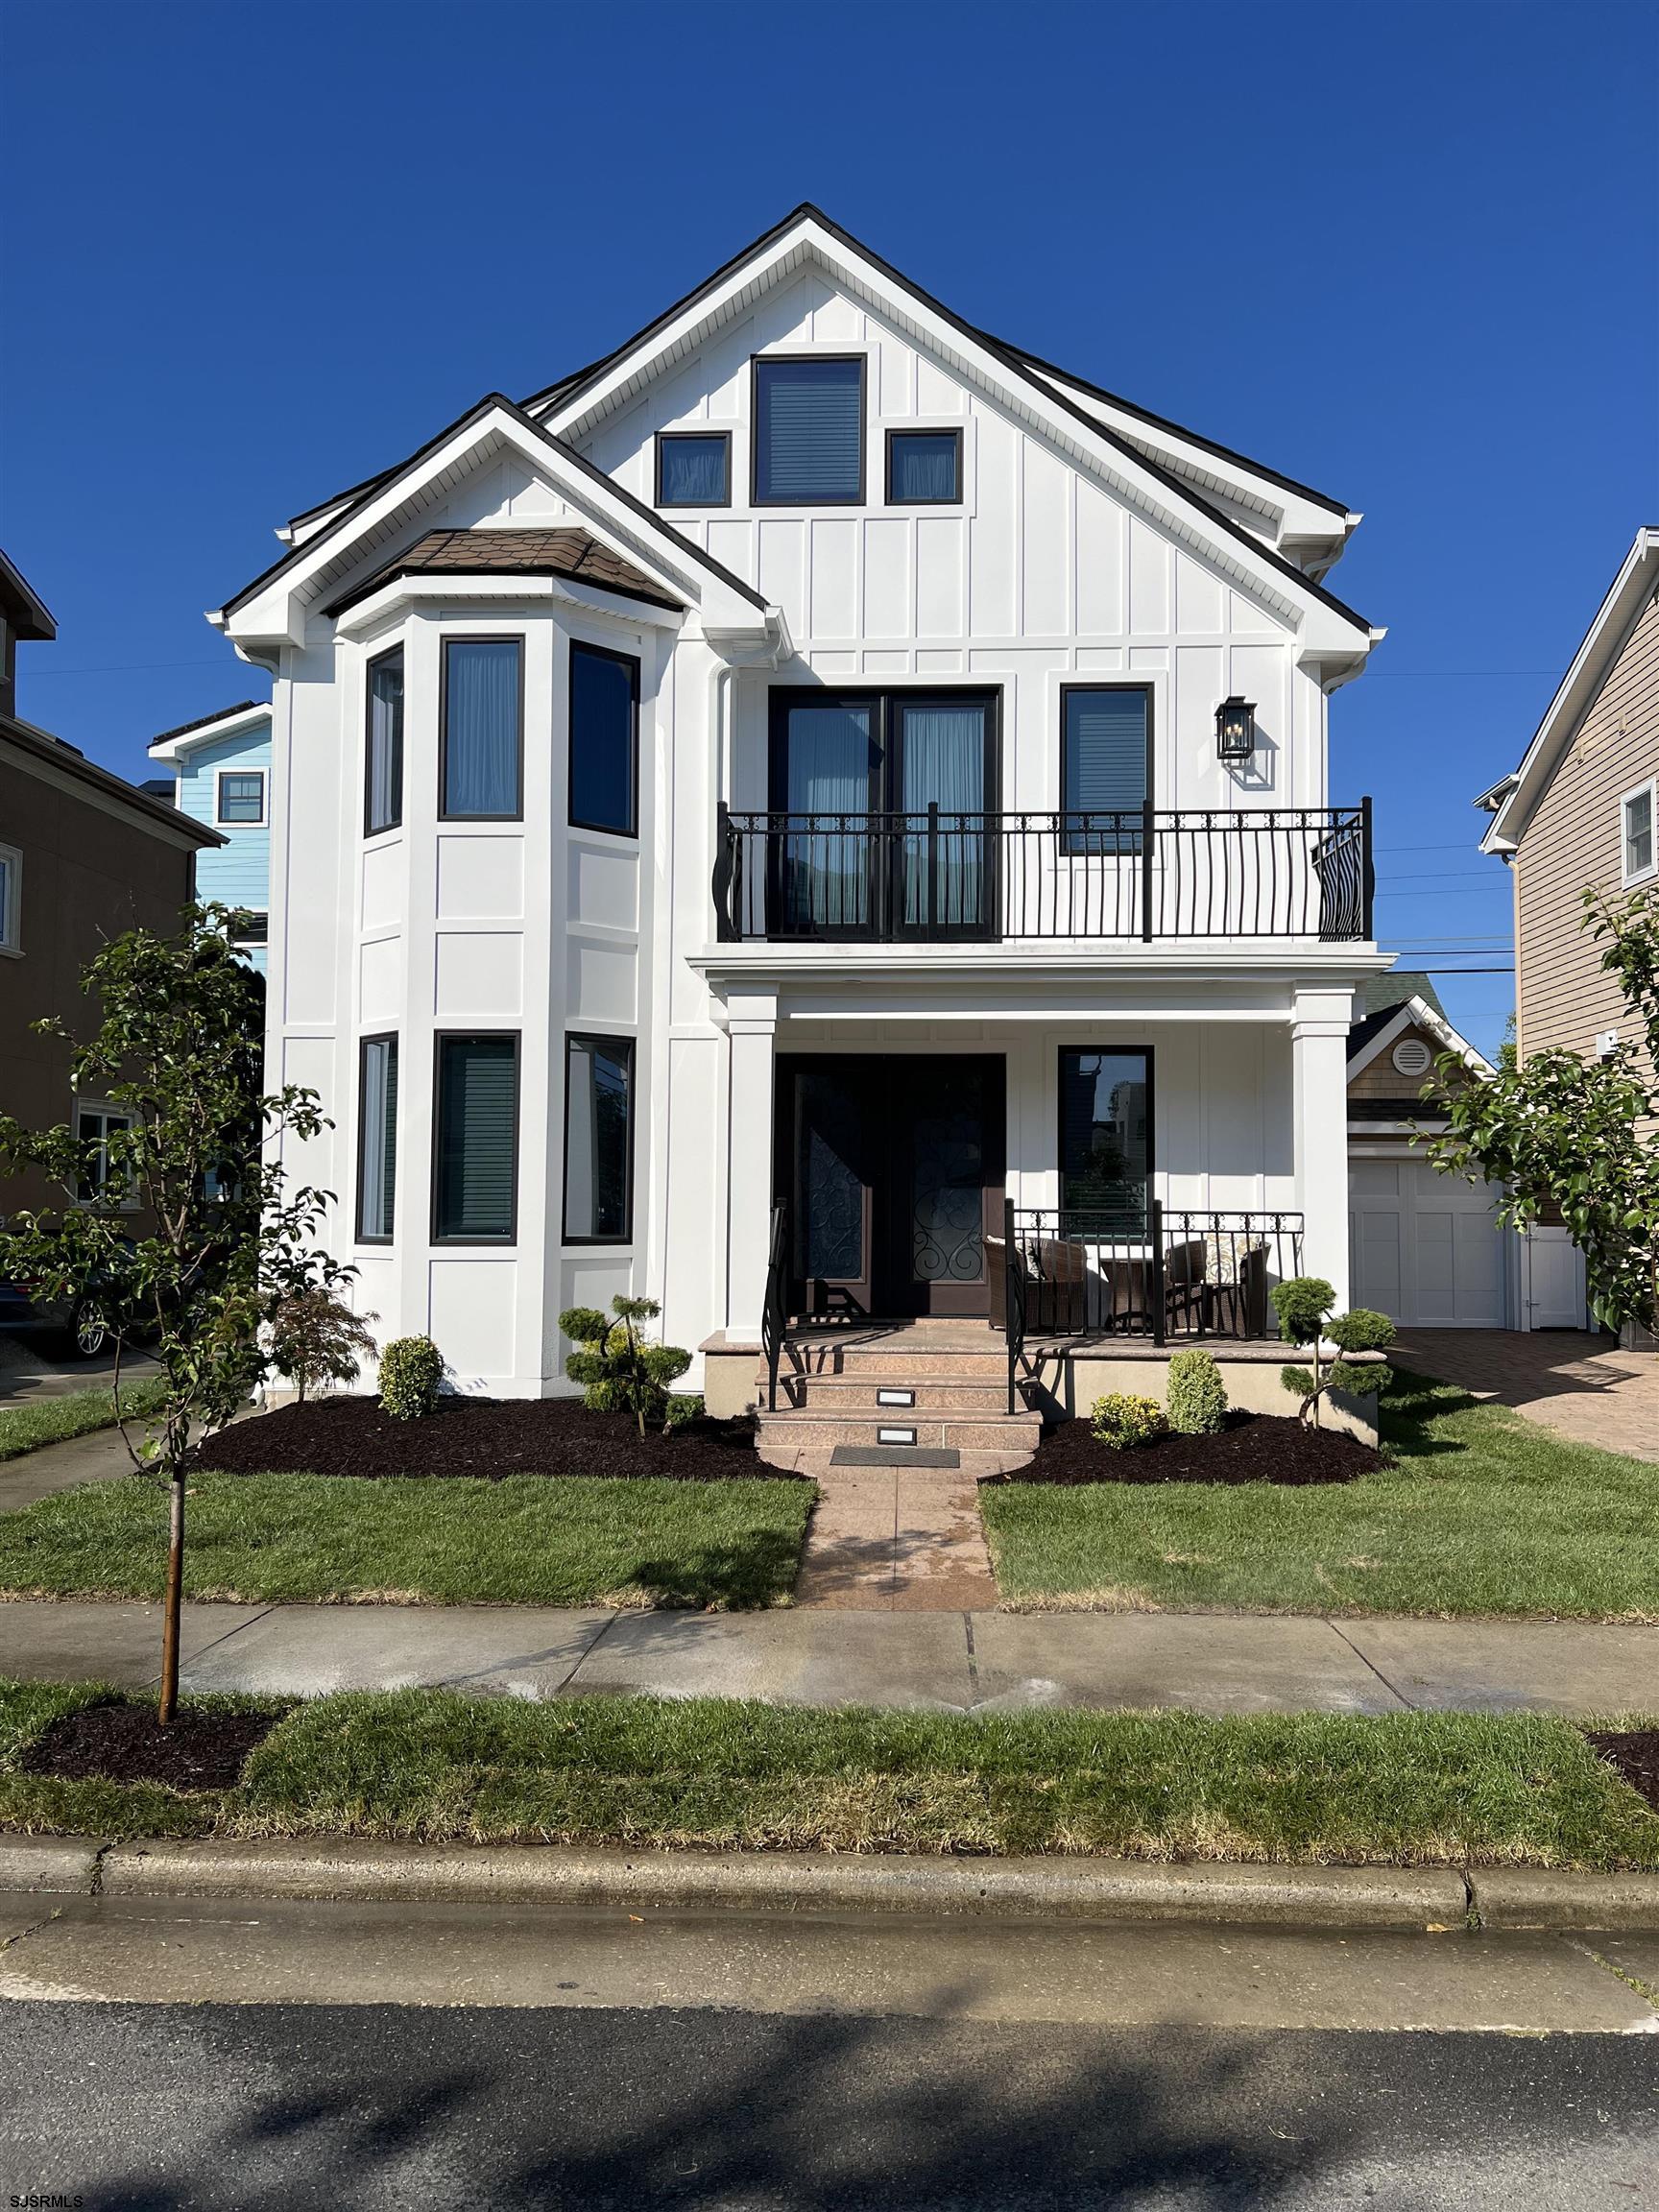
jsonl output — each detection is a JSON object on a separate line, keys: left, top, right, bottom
{"left": 9, "top": 1836, "right": 1659, "bottom": 1931}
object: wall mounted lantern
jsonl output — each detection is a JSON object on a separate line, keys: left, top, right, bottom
{"left": 1215, "top": 696, "right": 1257, "bottom": 763}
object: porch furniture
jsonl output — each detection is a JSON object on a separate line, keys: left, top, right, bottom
{"left": 1202, "top": 1242, "right": 1271, "bottom": 1339}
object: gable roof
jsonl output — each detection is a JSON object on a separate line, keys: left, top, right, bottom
{"left": 148, "top": 699, "right": 270, "bottom": 758}
{"left": 1348, "top": 992, "right": 1492, "bottom": 1081}
{"left": 1479, "top": 526, "right": 1659, "bottom": 854}
{"left": 323, "top": 527, "right": 685, "bottom": 620}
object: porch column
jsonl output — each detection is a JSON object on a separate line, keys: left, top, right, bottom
{"left": 1291, "top": 987, "right": 1357, "bottom": 1306}
{"left": 724, "top": 982, "right": 779, "bottom": 1341}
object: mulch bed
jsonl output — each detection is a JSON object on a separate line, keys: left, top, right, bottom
{"left": 1000, "top": 1409, "right": 1382, "bottom": 1487}
{"left": 1585, "top": 1729, "right": 1659, "bottom": 1814}
{"left": 188, "top": 1395, "right": 803, "bottom": 1482}
{"left": 18, "top": 1699, "right": 280, "bottom": 1791}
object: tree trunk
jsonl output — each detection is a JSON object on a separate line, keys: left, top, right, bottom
{"left": 157, "top": 1469, "right": 185, "bottom": 1726}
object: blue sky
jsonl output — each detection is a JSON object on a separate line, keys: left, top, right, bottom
{"left": 6, "top": 0, "right": 1655, "bottom": 1056}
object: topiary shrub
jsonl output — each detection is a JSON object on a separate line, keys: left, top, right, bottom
{"left": 1270, "top": 1276, "right": 1396, "bottom": 1428}
{"left": 560, "top": 1295, "right": 692, "bottom": 1437}
{"left": 1090, "top": 1392, "right": 1168, "bottom": 1450}
{"left": 378, "top": 1334, "right": 445, "bottom": 1421}
{"left": 1166, "top": 1348, "right": 1227, "bottom": 1435}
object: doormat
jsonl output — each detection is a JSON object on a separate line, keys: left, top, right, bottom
{"left": 829, "top": 1445, "right": 961, "bottom": 1469}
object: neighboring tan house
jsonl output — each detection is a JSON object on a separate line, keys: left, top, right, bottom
{"left": 205, "top": 204, "right": 1393, "bottom": 1438}
{"left": 147, "top": 702, "right": 273, "bottom": 973}
{"left": 1345, "top": 972, "right": 1529, "bottom": 1329}
{"left": 1477, "top": 526, "right": 1658, "bottom": 1332}
{"left": 0, "top": 548, "right": 221, "bottom": 1225}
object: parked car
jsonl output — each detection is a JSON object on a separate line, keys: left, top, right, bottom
{"left": 0, "top": 1241, "right": 145, "bottom": 1359}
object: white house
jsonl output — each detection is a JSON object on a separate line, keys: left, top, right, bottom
{"left": 209, "top": 205, "right": 1391, "bottom": 1441}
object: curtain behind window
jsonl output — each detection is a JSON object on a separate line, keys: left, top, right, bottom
{"left": 368, "top": 652, "right": 404, "bottom": 833}
{"left": 780, "top": 703, "right": 875, "bottom": 931}
{"left": 661, "top": 438, "right": 728, "bottom": 505}
{"left": 898, "top": 702, "right": 987, "bottom": 928}
{"left": 891, "top": 434, "right": 958, "bottom": 502}
{"left": 444, "top": 640, "right": 520, "bottom": 817}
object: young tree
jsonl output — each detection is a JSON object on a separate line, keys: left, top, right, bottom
{"left": 0, "top": 903, "right": 354, "bottom": 1722}
{"left": 1269, "top": 1277, "right": 1395, "bottom": 1428}
{"left": 1423, "top": 885, "right": 1659, "bottom": 1335}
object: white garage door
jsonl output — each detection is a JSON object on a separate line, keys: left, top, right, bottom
{"left": 1348, "top": 1158, "right": 1505, "bottom": 1326}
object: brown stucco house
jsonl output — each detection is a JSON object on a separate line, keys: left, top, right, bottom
{"left": 1474, "top": 525, "right": 1659, "bottom": 1332}
{"left": 0, "top": 548, "right": 221, "bottom": 1228}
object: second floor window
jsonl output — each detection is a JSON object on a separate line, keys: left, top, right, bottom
{"left": 1623, "top": 781, "right": 1655, "bottom": 885}
{"left": 441, "top": 637, "right": 521, "bottom": 820}
{"left": 76, "top": 1102, "right": 133, "bottom": 1208}
{"left": 753, "top": 356, "right": 864, "bottom": 505}
{"left": 569, "top": 642, "right": 638, "bottom": 837}
{"left": 366, "top": 646, "right": 404, "bottom": 835}
{"left": 216, "top": 770, "right": 266, "bottom": 826}
{"left": 0, "top": 842, "right": 19, "bottom": 952}
{"left": 1062, "top": 685, "right": 1151, "bottom": 854}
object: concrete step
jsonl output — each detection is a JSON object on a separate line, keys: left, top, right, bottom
{"left": 784, "top": 1344, "right": 1008, "bottom": 1380}
{"left": 757, "top": 1407, "right": 1043, "bottom": 1455}
{"left": 778, "top": 1375, "right": 1018, "bottom": 1414}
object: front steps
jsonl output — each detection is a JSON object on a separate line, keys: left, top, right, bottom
{"left": 756, "top": 1324, "right": 1041, "bottom": 1472}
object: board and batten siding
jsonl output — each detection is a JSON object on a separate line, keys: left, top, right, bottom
{"left": 1513, "top": 587, "right": 1659, "bottom": 1091}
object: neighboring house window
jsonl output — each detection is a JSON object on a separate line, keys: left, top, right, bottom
{"left": 1061, "top": 685, "right": 1152, "bottom": 854}
{"left": 1058, "top": 1048, "right": 1151, "bottom": 1228}
{"left": 1622, "top": 780, "right": 1656, "bottom": 885}
{"left": 76, "top": 1102, "right": 134, "bottom": 1209}
{"left": 886, "top": 428, "right": 962, "bottom": 505}
{"left": 564, "top": 1033, "right": 634, "bottom": 1242}
{"left": 656, "top": 432, "right": 731, "bottom": 508}
{"left": 235, "top": 911, "right": 269, "bottom": 946}
{"left": 568, "top": 641, "right": 639, "bottom": 837}
{"left": 441, "top": 637, "right": 522, "bottom": 820}
{"left": 433, "top": 1034, "right": 518, "bottom": 1241}
{"left": 216, "top": 770, "right": 266, "bottom": 827}
{"left": 356, "top": 1035, "right": 398, "bottom": 1243}
{"left": 366, "top": 646, "right": 404, "bottom": 835}
{"left": 753, "top": 356, "right": 864, "bottom": 505}
{"left": 0, "top": 842, "right": 20, "bottom": 953}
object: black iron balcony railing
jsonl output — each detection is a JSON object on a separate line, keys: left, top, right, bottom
{"left": 713, "top": 802, "right": 1372, "bottom": 944}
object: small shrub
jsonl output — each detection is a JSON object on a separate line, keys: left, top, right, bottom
{"left": 663, "top": 1392, "right": 706, "bottom": 1431}
{"left": 1090, "top": 1392, "right": 1168, "bottom": 1450}
{"left": 268, "top": 1286, "right": 378, "bottom": 1405}
{"left": 1271, "top": 1277, "right": 1396, "bottom": 1427}
{"left": 378, "top": 1335, "right": 445, "bottom": 1422}
{"left": 560, "top": 1296, "right": 692, "bottom": 1437}
{"left": 1166, "top": 1349, "right": 1227, "bottom": 1435}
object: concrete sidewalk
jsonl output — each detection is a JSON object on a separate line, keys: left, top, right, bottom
{"left": 1, "top": 1597, "right": 1655, "bottom": 1716}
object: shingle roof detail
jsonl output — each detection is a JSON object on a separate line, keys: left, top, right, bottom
{"left": 323, "top": 527, "right": 685, "bottom": 619}
{"left": 149, "top": 700, "right": 264, "bottom": 747}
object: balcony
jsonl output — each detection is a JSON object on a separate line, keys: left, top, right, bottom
{"left": 713, "top": 803, "right": 1373, "bottom": 945}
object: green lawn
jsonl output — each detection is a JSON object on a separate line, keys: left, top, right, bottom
{"left": 0, "top": 1380, "right": 166, "bottom": 1465}
{"left": 981, "top": 1369, "right": 1659, "bottom": 1620}
{"left": 2, "top": 1679, "right": 1656, "bottom": 1867}
{"left": 0, "top": 1471, "right": 812, "bottom": 1609}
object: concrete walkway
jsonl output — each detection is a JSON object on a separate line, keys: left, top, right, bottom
{"left": 1393, "top": 1328, "right": 1657, "bottom": 1463}
{"left": 2, "top": 1597, "right": 1655, "bottom": 1716}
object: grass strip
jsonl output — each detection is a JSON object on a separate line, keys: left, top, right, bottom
{"left": 0, "top": 1380, "right": 167, "bottom": 1466}
{"left": 0, "top": 1471, "right": 812, "bottom": 1609}
{"left": 3, "top": 1680, "right": 1658, "bottom": 1868}
{"left": 981, "top": 1369, "right": 1659, "bottom": 1620}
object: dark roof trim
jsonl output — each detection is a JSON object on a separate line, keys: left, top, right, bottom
{"left": 1, "top": 712, "right": 223, "bottom": 847}
{"left": 991, "top": 335, "right": 1352, "bottom": 519}
{"left": 538, "top": 203, "right": 1373, "bottom": 636}
{"left": 148, "top": 698, "right": 264, "bottom": 751}
{"left": 223, "top": 392, "right": 767, "bottom": 624}
{"left": 0, "top": 548, "right": 57, "bottom": 641}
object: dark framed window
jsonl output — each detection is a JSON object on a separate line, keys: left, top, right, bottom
{"left": 886, "top": 427, "right": 962, "bottom": 505}
{"left": 365, "top": 646, "right": 404, "bottom": 835}
{"left": 568, "top": 641, "right": 639, "bottom": 837}
{"left": 215, "top": 770, "right": 266, "bottom": 827}
{"left": 355, "top": 1034, "right": 399, "bottom": 1242}
{"left": 1061, "top": 685, "right": 1152, "bottom": 854}
{"left": 440, "top": 637, "right": 522, "bottom": 820}
{"left": 752, "top": 355, "right": 865, "bottom": 505}
{"left": 432, "top": 1033, "right": 519, "bottom": 1243}
{"left": 656, "top": 432, "right": 731, "bottom": 508}
{"left": 1059, "top": 1048, "right": 1152, "bottom": 1229}
{"left": 563, "top": 1033, "right": 635, "bottom": 1242}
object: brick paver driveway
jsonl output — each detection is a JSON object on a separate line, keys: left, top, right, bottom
{"left": 1391, "top": 1329, "right": 1657, "bottom": 1463}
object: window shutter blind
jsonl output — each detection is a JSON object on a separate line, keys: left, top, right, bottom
{"left": 1065, "top": 690, "right": 1149, "bottom": 813}
{"left": 757, "top": 359, "right": 863, "bottom": 502}
{"left": 436, "top": 1036, "right": 517, "bottom": 1238}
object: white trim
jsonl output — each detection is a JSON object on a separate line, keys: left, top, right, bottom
{"left": 0, "top": 841, "right": 20, "bottom": 955}
{"left": 1347, "top": 996, "right": 1493, "bottom": 1082}
{"left": 214, "top": 764, "right": 268, "bottom": 828}
{"left": 147, "top": 701, "right": 271, "bottom": 762}
{"left": 73, "top": 1098, "right": 138, "bottom": 1214}
{"left": 1620, "top": 775, "right": 1657, "bottom": 887}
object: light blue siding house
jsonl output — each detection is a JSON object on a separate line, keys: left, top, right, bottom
{"left": 148, "top": 701, "right": 272, "bottom": 972}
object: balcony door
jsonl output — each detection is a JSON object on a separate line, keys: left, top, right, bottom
{"left": 767, "top": 688, "right": 998, "bottom": 939}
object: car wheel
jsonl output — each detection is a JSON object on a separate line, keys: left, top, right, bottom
{"left": 68, "top": 1299, "right": 110, "bottom": 1359}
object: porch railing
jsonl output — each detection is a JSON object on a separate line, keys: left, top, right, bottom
{"left": 760, "top": 1196, "right": 789, "bottom": 1414}
{"left": 714, "top": 803, "right": 1372, "bottom": 945}
{"left": 1002, "top": 1200, "right": 1305, "bottom": 1413}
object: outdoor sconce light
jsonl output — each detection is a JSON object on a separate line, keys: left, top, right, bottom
{"left": 1215, "top": 695, "right": 1257, "bottom": 763}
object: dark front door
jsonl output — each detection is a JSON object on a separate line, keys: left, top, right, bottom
{"left": 778, "top": 1055, "right": 1005, "bottom": 1318}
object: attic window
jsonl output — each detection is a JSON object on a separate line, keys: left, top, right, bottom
{"left": 753, "top": 356, "right": 864, "bottom": 505}
{"left": 656, "top": 433, "right": 730, "bottom": 509}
